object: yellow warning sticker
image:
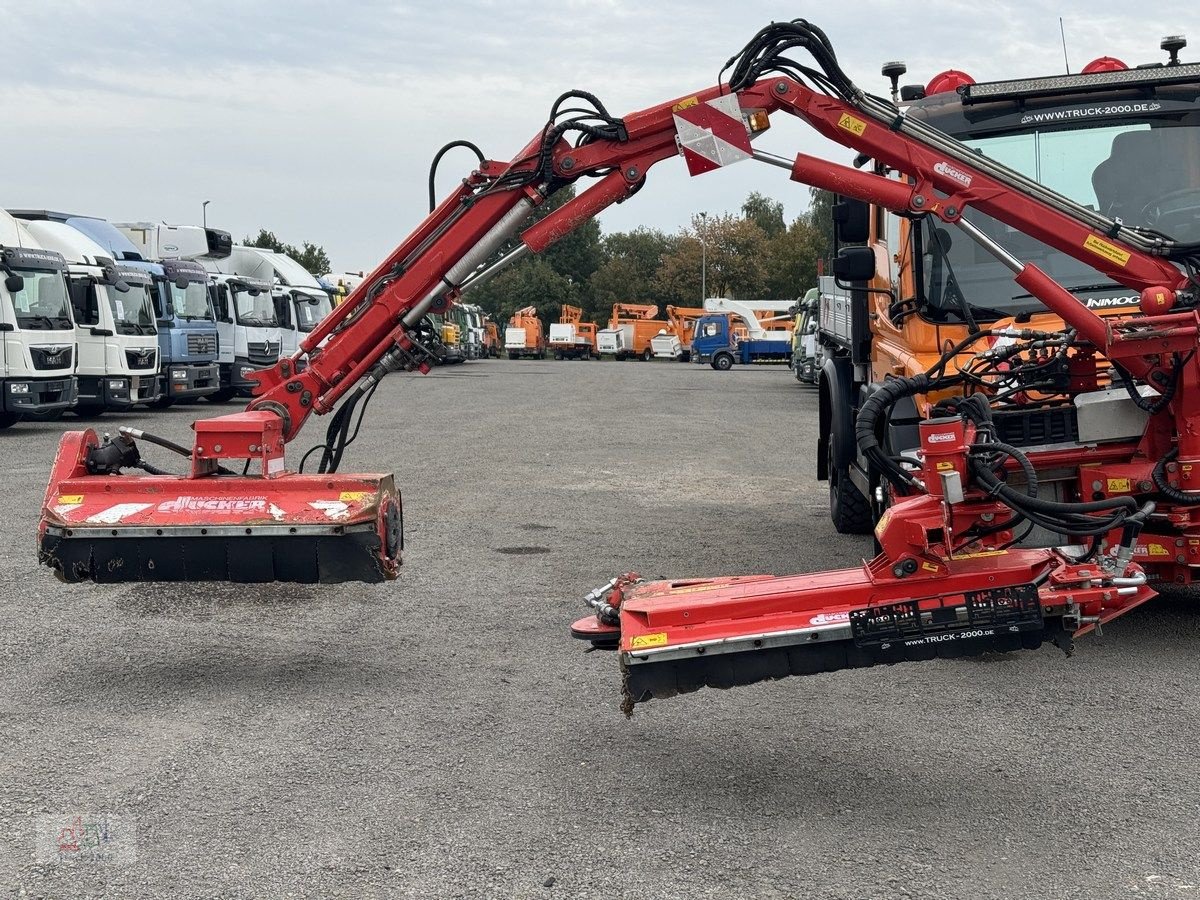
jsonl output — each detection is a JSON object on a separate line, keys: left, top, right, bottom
{"left": 921, "top": 561, "right": 941, "bottom": 573}
{"left": 339, "top": 491, "right": 372, "bottom": 502}
{"left": 1083, "top": 235, "right": 1131, "bottom": 267}
{"left": 57, "top": 495, "right": 84, "bottom": 505}
{"left": 1107, "top": 478, "right": 1131, "bottom": 493}
{"left": 630, "top": 632, "right": 669, "bottom": 650}
{"left": 1147, "top": 543, "right": 1170, "bottom": 557}
{"left": 672, "top": 96, "right": 699, "bottom": 112}
{"left": 838, "top": 113, "right": 867, "bottom": 136}
{"left": 936, "top": 461, "right": 955, "bottom": 471}
{"left": 951, "top": 549, "right": 1009, "bottom": 560}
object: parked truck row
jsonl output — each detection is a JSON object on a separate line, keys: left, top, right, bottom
{"left": 0, "top": 209, "right": 341, "bottom": 428}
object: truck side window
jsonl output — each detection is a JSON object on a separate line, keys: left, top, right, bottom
{"left": 211, "top": 284, "right": 231, "bottom": 322}
{"left": 703, "top": 322, "right": 719, "bottom": 337}
{"left": 149, "top": 281, "right": 168, "bottom": 321}
{"left": 68, "top": 278, "right": 99, "bottom": 326}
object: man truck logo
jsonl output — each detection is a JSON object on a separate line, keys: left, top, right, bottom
{"left": 156, "top": 497, "right": 267, "bottom": 514}
{"left": 933, "top": 161, "right": 973, "bottom": 189}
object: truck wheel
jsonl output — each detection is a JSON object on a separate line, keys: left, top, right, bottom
{"left": 827, "top": 436, "right": 873, "bottom": 534}
{"left": 641, "top": 348, "right": 653, "bottom": 362}
{"left": 0, "top": 411, "right": 18, "bottom": 429}
{"left": 206, "top": 388, "right": 237, "bottom": 403}
{"left": 554, "top": 351, "right": 563, "bottom": 360}
{"left": 71, "top": 405, "right": 106, "bottom": 419}
{"left": 149, "top": 396, "right": 175, "bottom": 409}
{"left": 711, "top": 353, "right": 734, "bottom": 371}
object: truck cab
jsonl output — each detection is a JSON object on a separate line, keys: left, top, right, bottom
{"left": 222, "top": 246, "right": 333, "bottom": 359}
{"left": 10, "top": 212, "right": 220, "bottom": 407}
{"left": 116, "top": 223, "right": 282, "bottom": 401}
{"left": 0, "top": 213, "right": 77, "bottom": 426}
{"left": 818, "top": 48, "right": 1200, "bottom": 536}
{"left": 23, "top": 221, "right": 159, "bottom": 414}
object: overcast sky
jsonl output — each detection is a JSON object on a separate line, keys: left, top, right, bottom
{"left": 3, "top": 1, "right": 1188, "bottom": 273}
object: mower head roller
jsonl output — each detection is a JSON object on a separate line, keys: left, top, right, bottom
{"left": 38, "top": 419, "right": 402, "bottom": 585}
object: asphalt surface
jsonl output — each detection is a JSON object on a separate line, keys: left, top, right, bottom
{"left": 3, "top": 358, "right": 1200, "bottom": 899}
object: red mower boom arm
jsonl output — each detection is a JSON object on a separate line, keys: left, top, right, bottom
{"left": 39, "top": 20, "right": 1200, "bottom": 713}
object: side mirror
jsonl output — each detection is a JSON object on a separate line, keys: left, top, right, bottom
{"left": 832, "top": 198, "right": 871, "bottom": 244}
{"left": 90, "top": 327, "right": 115, "bottom": 336}
{"left": 175, "top": 277, "right": 190, "bottom": 290}
{"left": 248, "top": 288, "right": 260, "bottom": 297}
{"left": 832, "top": 246, "right": 877, "bottom": 282}
{"left": 4, "top": 273, "right": 24, "bottom": 294}
{"left": 114, "top": 280, "right": 131, "bottom": 294}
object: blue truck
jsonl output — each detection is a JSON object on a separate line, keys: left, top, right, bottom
{"left": 12, "top": 212, "right": 221, "bottom": 406}
{"left": 690, "top": 298, "right": 794, "bottom": 370}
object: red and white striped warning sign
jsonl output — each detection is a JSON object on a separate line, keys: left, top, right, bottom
{"left": 673, "top": 94, "right": 753, "bottom": 176}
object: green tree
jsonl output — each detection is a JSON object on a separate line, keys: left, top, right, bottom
{"left": 589, "top": 228, "right": 677, "bottom": 319}
{"left": 763, "top": 216, "right": 824, "bottom": 301}
{"left": 741, "top": 191, "right": 785, "bottom": 238}
{"left": 245, "top": 229, "right": 332, "bottom": 276}
{"left": 655, "top": 213, "right": 768, "bottom": 303}
{"left": 804, "top": 188, "right": 837, "bottom": 268}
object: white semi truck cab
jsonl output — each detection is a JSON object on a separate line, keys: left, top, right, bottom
{"left": 223, "top": 246, "right": 332, "bottom": 358}
{"left": 115, "top": 223, "right": 282, "bottom": 401}
{"left": 23, "top": 221, "right": 160, "bottom": 413}
{"left": 0, "top": 213, "right": 77, "bottom": 426}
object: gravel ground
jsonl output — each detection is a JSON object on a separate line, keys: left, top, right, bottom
{"left": 2, "top": 358, "right": 1200, "bottom": 899}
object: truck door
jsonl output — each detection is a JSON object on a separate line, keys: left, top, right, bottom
{"left": 68, "top": 277, "right": 107, "bottom": 378}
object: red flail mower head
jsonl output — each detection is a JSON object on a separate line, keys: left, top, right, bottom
{"left": 38, "top": 428, "right": 402, "bottom": 584}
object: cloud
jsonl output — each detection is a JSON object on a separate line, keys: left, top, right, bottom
{"left": 0, "top": 0, "right": 1190, "bottom": 270}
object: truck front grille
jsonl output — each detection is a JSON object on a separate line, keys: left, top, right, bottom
{"left": 30, "top": 346, "right": 73, "bottom": 371}
{"left": 186, "top": 332, "right": 218, "bottom": 356}
{"left": 125, "top": 348, "right": 158, "bottom": 371}
{"left": 246, "top": 341, "right": 279, "bottom": 366}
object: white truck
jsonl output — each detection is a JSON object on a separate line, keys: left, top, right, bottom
{"left": 0, "top": 212, "right": 77, "bottom": 426}
{"left": 117, "top": 224, "right": 282, "bottom": 401}
{"left": 596, "top": 327, "right": 628, "bottom": 358}
{"left": 222, "top": 246, "right": 332, "bottom": 357}
{"left": 23, "top": 221, "right": 160, "bottom": 414}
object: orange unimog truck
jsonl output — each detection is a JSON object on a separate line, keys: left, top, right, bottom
{"left": 597, "top": 303, "right": 668, "bottom": 361}
{"left": 817, "top": 50, "right": 1200, "bottom": 537}
{"left": 548, "top": 304, "right": 598, "bottom": 360}
{"left": 504, "top": 306, "right": 546, "bottom": 359}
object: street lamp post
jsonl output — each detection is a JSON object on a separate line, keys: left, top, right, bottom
{"left": 202, "top": 200, "right": 211, "bottom": 228}
{"left": 699, "top": 211, "right": 708, "bottom": 302}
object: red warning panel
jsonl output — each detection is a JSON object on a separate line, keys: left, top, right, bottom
{"left": 673, "top": 94, "right": 753, "bottom": 176}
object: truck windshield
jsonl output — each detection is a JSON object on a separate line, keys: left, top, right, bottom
{"left": 10, "top": 268, "right": 72, "bottom": 329}
{"left": 923, "top": 114, "right": 1200, "bottom": 322}
{"left": 293, "top": 292, "right": 331, "bottom": 332}
{"left": 109, "top": 284, "right": 158, "bottom": 336}
{"left": 166, "top": 280, "right": 215, "bottom": 321}
{"left": 233, "top": 288, "right": 278, "bottom": 327}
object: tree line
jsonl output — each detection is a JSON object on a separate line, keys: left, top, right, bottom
{"left": 468, "top": 188, "right": 836, "bottom": 327}
{"left": 245, "top": 187, "right": 835, "bottom": 324}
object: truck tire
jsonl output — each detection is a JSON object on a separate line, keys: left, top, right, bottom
{"left": 206, "top": 387, "right": 237, "bottom": 403}
{"left": 711, "top": 352, "right": 734, "bottom": 371}
{"left": 149, "top": 396, "right": 175, "bottom": 409}
{"left": 827, "top": 435, "right": 873, "bottom": 534}
{"left": 71, "top": 405, "right": 106, "bottom": 419}
{"left": 641, "top": 348, "right": 653, "bottom": 362}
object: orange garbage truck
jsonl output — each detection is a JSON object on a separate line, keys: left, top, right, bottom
{"left": 504, "top": 306, "right": 545, "bottom": 359}
{"left": 597, "top": 303, "right": 668, "bottom": 361}
{"left": 548, "top": 304, "right": 598, "bottom": 360}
